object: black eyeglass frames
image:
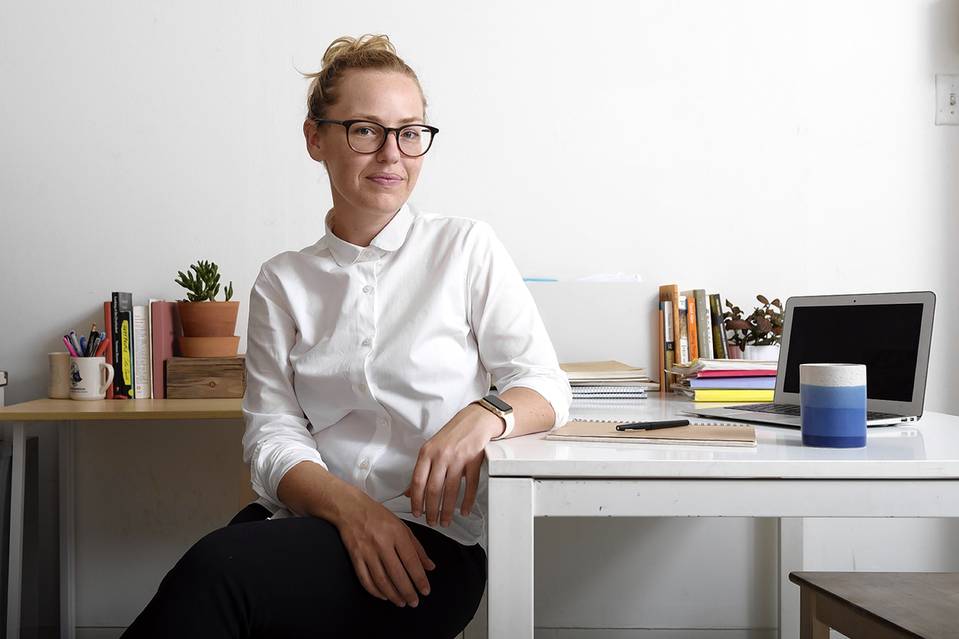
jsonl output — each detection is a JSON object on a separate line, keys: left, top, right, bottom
{"left": 313, "top": 119, "right": 439, "bottom": 157}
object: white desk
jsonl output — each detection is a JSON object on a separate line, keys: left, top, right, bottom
{"left": 484, "top": 396, "right": 959, "bottom": 639}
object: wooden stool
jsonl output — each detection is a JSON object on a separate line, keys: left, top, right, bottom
{"left": 789, "top": 572, "right": 959, "bottom": 638}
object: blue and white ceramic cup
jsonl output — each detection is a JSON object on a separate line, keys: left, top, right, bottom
{"left": 799, "top": 363, "right": 867, "bottom": 448}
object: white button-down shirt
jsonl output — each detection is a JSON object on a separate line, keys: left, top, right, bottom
{"left": 241, "top": 203, "right": 571, "bottom": 547}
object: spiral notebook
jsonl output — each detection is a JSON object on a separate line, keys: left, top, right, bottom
{"left": 545, "top": 420, "right": 757, "bottom": 447}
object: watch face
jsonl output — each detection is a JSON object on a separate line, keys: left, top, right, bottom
{"left": 484, "top": 394, "right": 512, "bottom": 412}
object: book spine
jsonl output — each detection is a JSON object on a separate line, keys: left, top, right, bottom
{"left": 685, "top": 293, "right": 699, "bottom": 361}
{"left": 103, "top": 301, "right": 114, "bottom": 399}
{"left": 658, "top": 304, "right": 666, "bottom": 393}
{"left": 132, "top": 305, "right": 152, "bottom": 399}
{"left": 709, "top": 293, "right": 728, "bottom": 359}
{"left": 112, "top": 292, "right": 135, "bottom": 399}
{"left": 677, "top": 296, "right": 690, "bottom": 364}
{"left": 692, "top": 389, "right": 775, "bottom": 402}
{"left": 694, "top": 289, "right": 713, "bottom": 362}
{"left": 663, "top": 300, "right": 675, "bottom": 391}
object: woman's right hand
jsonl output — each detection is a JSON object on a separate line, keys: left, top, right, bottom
{"left": 336, "top": 489, "right": 436, "bottom": 607}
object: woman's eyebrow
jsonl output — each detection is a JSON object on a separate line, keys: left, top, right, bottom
{"left": 354, "top": 114, "right": 423, "bottom": 124}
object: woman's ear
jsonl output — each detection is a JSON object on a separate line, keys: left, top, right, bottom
{"left": 303, "top": 120, "right": 325, "bottom": 163}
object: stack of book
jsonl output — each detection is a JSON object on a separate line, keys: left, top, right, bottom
{"left": 669, "top": 359, "right": 777, "bottom": 403}
{"left": 657, "top": 285, "right": 732, "bottom": 391}
{"left": 561, "top": 360, "right": 657, "bottom": 404}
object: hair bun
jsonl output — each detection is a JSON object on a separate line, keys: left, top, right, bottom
{"left": 322, "top": 34, "right": 397, "bottom": 69}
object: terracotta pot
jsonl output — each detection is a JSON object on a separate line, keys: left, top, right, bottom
{"left": 726, "top": 344, "right": 744, "bottom": 359}
{"left": 178, "top": 336, "right": 241, "bottom": 358}
{"left": 177, "top": 301, "right": 239, "bottom": 337}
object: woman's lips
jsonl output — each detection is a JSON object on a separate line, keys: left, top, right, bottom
{"left": 367, "top": 175, "right": 404, "bottom": 187}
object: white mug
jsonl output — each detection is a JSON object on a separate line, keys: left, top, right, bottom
{"left": 69, "top": 357, "right": 114, "bottom": 400}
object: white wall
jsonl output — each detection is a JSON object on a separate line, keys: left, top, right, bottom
{"left": 2, "top": 0, "right": 958, "bottom": 633}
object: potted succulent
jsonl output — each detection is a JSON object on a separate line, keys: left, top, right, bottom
{"left": 174, "top": 260, "right": 239, "bottom": 357}
{"left": 724, "top": 295, "right": 783, "bottom": 361}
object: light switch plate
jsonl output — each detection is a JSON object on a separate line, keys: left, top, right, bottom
{"left": 936, "top": 74, "right": 959, "bottom": 125}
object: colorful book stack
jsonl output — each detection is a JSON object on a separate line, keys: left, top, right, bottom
{"left": 669, "top": 359, "right": 777, "bottom": 402}
{"left": 658, "top": 285, "right": 731, "bottom": 392}
{"left": 561, "top": 360, "right": 658, "bottom": 404}
{"left": 102, "top": 293, "right": 183, "bottom": 399}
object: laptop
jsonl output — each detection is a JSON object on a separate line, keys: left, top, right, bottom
{"left": 692, "top": 291, "right": 936, "bottom": 427}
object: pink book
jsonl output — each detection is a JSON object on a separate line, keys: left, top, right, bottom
{"left": 150, "top": 301, "right": 182, "bottom": 399}
{"left": 694, "top": 370, "right": 778, "bottom": 378}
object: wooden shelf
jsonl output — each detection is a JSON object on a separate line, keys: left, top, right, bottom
{"left": 0, "top": 398, "right": 242, "bottom": 421}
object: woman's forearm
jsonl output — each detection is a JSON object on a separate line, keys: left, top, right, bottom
{"left": 276, "top": 460, "right": 367, "bottom": 524}
{"left": 496, "top": 386, "right": 557, "bottom": 439}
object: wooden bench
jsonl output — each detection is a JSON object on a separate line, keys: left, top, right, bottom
{"left": 789, "top": 572, "right": 959, "bottom": 638}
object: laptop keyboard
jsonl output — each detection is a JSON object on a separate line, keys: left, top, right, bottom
{"left": 729, "top": 403, "right": 902, "bottom": 420}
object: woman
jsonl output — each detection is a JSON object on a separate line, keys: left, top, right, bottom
{"left": 123, "top": 34, "right": 570, "bottom": 638}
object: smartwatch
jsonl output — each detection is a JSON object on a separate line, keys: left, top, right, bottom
{"left": 475, "top": 393, "right": 515, "bottom": 440}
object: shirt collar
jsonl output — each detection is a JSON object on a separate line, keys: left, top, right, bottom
{"left": 319, "top": 204, "right": 414, "bottom": 267}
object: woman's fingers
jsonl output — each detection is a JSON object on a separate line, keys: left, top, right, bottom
{"left": 408, "top": 456, "right": 432, "bottom": 518}
{"left": 368, "top": 556, "right": 406, "bottom": 607}
{"left": 381, "top": 547, "right": 421, "bottom": 607}
{"left": 395, "top": 535, "right": 432, "bottom": 597}
{"left": 351, "top": 556, "right": 387, "bottom": 601}
{"left": 412, "top": 533, "right": 436, "bottom": 571}
{"left": 424, "top": 462, "right": 448, "bottom": 525}
{"left": 440, "top": 472, "right": 463, "bottom": 526}
{"left": 460, "top": 458, "right": 483, "bottom": 516}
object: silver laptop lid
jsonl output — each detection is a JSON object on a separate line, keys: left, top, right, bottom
{"left": 775, "top": 292, "right": 936, "bottom": 418}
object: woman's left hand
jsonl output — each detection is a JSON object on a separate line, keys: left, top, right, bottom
{"left": 404, "top": 403, "right": 503, "bottom": 527}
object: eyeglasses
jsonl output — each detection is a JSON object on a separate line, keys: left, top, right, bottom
{"left": 313, "top": 119, "right": 439, "bottom": 157}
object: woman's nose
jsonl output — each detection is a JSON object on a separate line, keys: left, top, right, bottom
{"left": 377, "top": 132, "right": 402, "bottom": 162}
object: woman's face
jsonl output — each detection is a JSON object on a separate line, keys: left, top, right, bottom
{"left": 305, "top": 69, "right": 426, "bottom": 220}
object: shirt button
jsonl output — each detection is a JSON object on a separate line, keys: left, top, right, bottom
{"left": 362, "top": 285, "right": 374, "bottom": 294}
{"left": 361, "top": 338, "right": 372, "bottom": 347}
{"left": 359, "top": 458, "right": 370, "bottom": 470}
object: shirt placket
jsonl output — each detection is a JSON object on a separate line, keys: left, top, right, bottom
{"left": 353, "top": 254, "right": 392, "bottom": 487}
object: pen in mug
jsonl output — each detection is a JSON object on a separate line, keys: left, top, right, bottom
{"left": 85, "top": 323, "right": 98, "bottom": 356}
{"left": 62, "top": 335, "right": 80, "bottom": 357}
{"left": 68, "top": 331, "right": 83, "bottom": 357}
{"left": 94, "top": 336, "right": 111, "bottom": 358}
{"left": 79, "top": 336, "right": 87, "bottom": 356}
{"left": 88, "top": 331, "right": 103, "bottom": 357}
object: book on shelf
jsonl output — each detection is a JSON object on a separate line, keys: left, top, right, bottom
{"left": 691, "top": 289, "right": 715, "bottom": 361}
{"left": 677, "top": 388, "right": 775, "bottom": 402}
{"left": 685, "top": 293, "right": 698, "bottom": 361}
{"left": 102, "top": 301, "right": 114, "bottom": 399}
{"left": 110, "top": 292, "right": 135, "bottom": 399}
{"left": 677, "top": 295, "right": 690, "bottom": 365}
{"left": 149, "top": 300, "right": 182, "bottom": 399}
{"left": 561, "top": 360, "right": 647, "bottom": 382}
{"left": 708, "top": 294, "right": 728, "bottom": 359}
{"left": 132, "top": 305, "right": 153, "bottom": 399}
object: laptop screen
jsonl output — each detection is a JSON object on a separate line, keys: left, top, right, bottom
{"left": 782, "top": 303, "right": 924, "bottom": 402}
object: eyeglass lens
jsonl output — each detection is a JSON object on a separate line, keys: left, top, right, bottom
{"left": 347, "top": 122, "right": 433, "bottom": 156}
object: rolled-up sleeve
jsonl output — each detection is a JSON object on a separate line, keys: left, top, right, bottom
{"left": 466, "top": 222, "right": 572, "bottom": 429}
{"left": 241, "top": 266, "right": 327, "bottom": 507}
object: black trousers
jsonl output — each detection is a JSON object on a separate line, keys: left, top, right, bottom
{"left": 121, "top": 504, "right": 487, "bottom": 638}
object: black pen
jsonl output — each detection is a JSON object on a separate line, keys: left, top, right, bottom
{"left": 615, "top": 419, "right": 690, "bottom": 432}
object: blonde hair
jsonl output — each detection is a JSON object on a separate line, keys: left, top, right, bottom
{"left": 304, "top": 34, "right": 426, "bottom": 121}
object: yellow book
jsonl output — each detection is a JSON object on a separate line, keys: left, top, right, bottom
{"left": 680, "top": 388, "right": 775, "bottom": 402}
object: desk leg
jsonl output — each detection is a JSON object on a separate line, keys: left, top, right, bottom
{"left": 488, "top": 477, "right": 533, "bottom": 639}
{"left": 778, "top": 517, "right": 805, "bottom": 639}
{"left": 59, "top": 422, "right": 76, "bottom": 639}
{"left": 6, "top": 422, "right": 24, "bottom": 639}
